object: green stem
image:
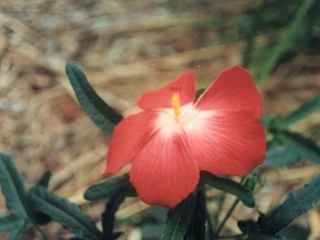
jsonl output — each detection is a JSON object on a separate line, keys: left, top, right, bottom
{"left": 215, "top": 199, "right": 240, "bottom": 237}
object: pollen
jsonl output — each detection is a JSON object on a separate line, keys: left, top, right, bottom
{"left": 171, "top": 93, "right": 181, "bottom": 119}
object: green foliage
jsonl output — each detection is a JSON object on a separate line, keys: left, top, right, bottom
{"left": 0, "top": 154, "right": 48, "bottom": 239}
{"left": 0, "top": 215, "right": 25, "bottom": 233}
{"left": 65, "top": 63, "right": 123, "bottom": 135}
{"left": 275, "top": 130, "right": 320, "bottom": 164}
{"left": 161, "top": 193, "right": 197, "bottom": 240}
{"left": 28, "top": 171, "right": 53, "bottom": 225}
{"left": 274, "top": 96, "right": 320, "bottom": 128}
{"left": 236, "top": 0, "right": 320, "bottom": 84}
{"left": 264, "top": 96, "right": 320, "bottom": 168}
{"left": 201, "top": 172, "right": 255, "bottom": 207}
{"left": 258, "top": 175, "right": 320, "bottom": 234}
{"left": 239, "top": 175, "right": 320, "bottom": 239}
{"left": 263, "top": 130, "right": 320, "bottom": 168}
{"left": 185, "top": 190, "right": 206, "bottom": 240}
{"left": 247, "top": 233, "right": 289, "bottom": 240}
{"left": 279, "top": 225, "right": 310, "bottom": 240}
{"left": 35, "top": 171, "right": 52, "bottom": 189}
{"left": 0, "top": 154, "right": 29, "bottom": 219}
{"left": 29, "top": 186, "right": 102, "bottom": 240}
{"left": 248, "top": 0, "right": 316, "bottom": 84}
{"left": 264, "top": 145, "right": 301, "bottom": 167}
{"left": 101, "top": 192, "right": 126, "bottom": 239}
{"left": 84, "top": 174, "right": 135, "bottom": 201}
{"left": 8, "top": 222, "right": 32, "bottom": 240}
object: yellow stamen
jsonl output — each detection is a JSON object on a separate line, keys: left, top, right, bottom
{"left": 171, "top": 93, "right": 181, "bottom": 118}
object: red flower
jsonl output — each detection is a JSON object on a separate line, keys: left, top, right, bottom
{"left": 105, "top": 66, "right": 266, "bottom": 208}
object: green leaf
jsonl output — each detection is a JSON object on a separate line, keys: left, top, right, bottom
{"left": 102, "top": 192, "right": 126, "bottom": 239}
{"left": 65, "top": 63, "right": 122, "bottom": 135}
{"left": 247, "top": 234, "right": 289, "bottom": 240}
{"left": 0, "top": 154, "right": 29, "bottom": 218}
{"left": 0, "top": 215, "right": 25, "bottom": 233}
{"left": 9, "top": 227, "right": 25, "bottom": 240}
{"left": 262, "top": 129, "right": 320, "bottom": 168}
{"left": 258, "top": 175, "right": 320, "bottom": 234}
{"left": 10, "top": 221, "right": 33, "bottom": 240}
{"left": 29, "top": 186, "right": 101, "bottom": 240}
{"left": 161, "top": 193, "right": 197, "bottom": 240}
{"left": 84, "top": 174, "right": 135, "bottom": 201}
{"left": 277, "top": 96, "right": 320, "bottom": 128}
{"left": 27, "top": 171, "right": 53, "bottom": 225}
{"left": 279, "top": 225, "right": 309, "bottom": 240}
{"left": 185, "top": 190, "right": 206, "bottom": 240}
{"left": 264, "top": 146, "right": 301, "bottom": 167}
{"left": 201, "top": 172, "right": 255, "bottom": 207}
{"left": 240, "top": 222, "right": 307, "bottom": 240}
{"left": 277, "top": 130, "right": 320, "bottom": 164}
{"left": 253, "top": 0, "right": 316, "bottom": 83}
{"left": 29, "top": 190, "right": 52, "bottom": 225}
{"left": 35, "top": 171, "right": 52, "bottom": 189}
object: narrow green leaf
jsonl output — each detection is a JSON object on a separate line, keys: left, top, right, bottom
{"left": 264, "top": 146, "right": 300, "bottom": 167}
{"left": 84, "top": 174, "right": 135, "bottom": 201}
{"left": 9, "top": 227, "right": 25, "bottom": 240}
{"left": 201, "top": 172, "right": 255, "bottom": 207}
{"left": 29, "top": 186, "right": 101, "bottom": 240}
{"left": 161, "top": 193, "right": 196, "bottom": 240}
{"left": 277, "top": 130, "right": 320, "bottom": 164}
{"left": 65, "top": 63, "right": 122, "bottom": 134}
{"left": 258, "top": 175, "right": 320, "bottom": 234}
{"left": 279, "top": 225, "right": 310, "bottom": 240}
{"left": 35, "top": 171, "right": 52, "bottom": 189}
{"left": 8, "top": 219, "right": 32, "bottom": 240}
{"left": 141, "top": 225, "right": 164, "bottom": 239}
{"left": 186, "top": 190, "right": 206, "bottom": 240}
{"left": 0, "top": 154, "right": 29, "bottom": 218}
{"left": 102, "top": 192, "right": 126, "bottom": 239}
{"left": 29, "top": 190, "right": 52, "bottom": 225}
{"left": 238, "top": 219, "right": 258, "bottom": 235}
{"left": 278, "top": 96, "right": 320, "bottom": 127}
{"left": 254, "top": 0, "right": 316, "bottom": 83}
{"left": 248, "top": 234, "right": 288, "bottom": 240}
{"left": 0, "top": 215, "right": 24, "bottom": 232}
{"left": 27, "top": 171, "right": 53, "bottom": 225}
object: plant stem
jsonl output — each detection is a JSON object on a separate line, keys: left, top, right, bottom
{"left": 215, "top": 198, "right": 240, "bottom": 237}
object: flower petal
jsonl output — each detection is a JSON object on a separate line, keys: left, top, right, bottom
{"left": 186, "top": 110, "right": 266, "bottom": 176}
{"left": 130, "top": 133, "right": 199, "bottom": 208}
{"left": 105, "top": 111, "right": 157, "bottom": 174}
{"left": 138, "top": 70, "right": 196, "bottom": 109}
{"left": 196, "top": 66, "right": 262, "bottom": 118}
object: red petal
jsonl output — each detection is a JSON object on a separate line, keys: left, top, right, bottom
{"left": 130, "top": 133, "right": 199, "bottom": 208}
{"left": 196, "top": 66, "right": 262, "bottom": 118}
{"left": 186, "top": 111, "right": 266, "bottom": 176}
{"left": 105, "top": 111, "right": 157, "bottom": 174}
{"left": 138, "top": 70, "right": 196, "bottom": 109}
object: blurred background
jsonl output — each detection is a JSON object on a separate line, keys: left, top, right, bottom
{"left": 0, "top": 0, "right": 320, "bottom": 239}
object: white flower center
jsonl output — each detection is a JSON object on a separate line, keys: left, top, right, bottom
{"left": 155, "top": 104, "right": 213, "bottom": 138}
